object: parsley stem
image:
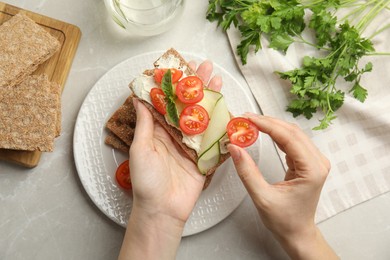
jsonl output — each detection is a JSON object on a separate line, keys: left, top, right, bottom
{"left": 339, "top": 1, "right": 372, "bottom": 23}
{"left": 292, "top": 32, "right": 331, "bottom": 51}
{"left": 356, "top": 0, "right": 388, "bottom": 32}
{"left": 366, "top": 52, "right": 390, "bottom": 56}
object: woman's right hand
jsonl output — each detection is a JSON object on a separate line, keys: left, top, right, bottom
{"left": 227, "top": 114, "right": 338, "bottom": 259}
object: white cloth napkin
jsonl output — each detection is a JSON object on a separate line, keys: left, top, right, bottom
{"left": 226, "top": 12, "right": 390, "bottom": 222}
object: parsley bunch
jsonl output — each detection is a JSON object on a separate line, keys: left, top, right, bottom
{"left": 207, "top": 0, "right": 390, "bottom": 129}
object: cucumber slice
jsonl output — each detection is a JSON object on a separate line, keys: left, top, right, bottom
{"left": 197, "top": 96, "right": 231, "bottom": 174}
{"left": 199, "top": 97, "right": 230, "bottom": 156}
{"left": 198, "top": 89, "right": 223, "bottom": 116}
{"left": 197, "top": 142, "right": 220, "bottom": 175}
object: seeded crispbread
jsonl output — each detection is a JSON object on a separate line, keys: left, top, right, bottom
{"left": 0, "top": 12, "right": 61, "bottom": 88}
{"left": 1, "top": 74, "right": 61, "bottom": 137}
{"left": 51, "top": 81, "right": 62, "bottom": 137}
{"left": 0, "top": 74, "right": 60, "bottom": 152}
{"left": 105, "top": 95, "right": 137, "bottom": 147}
{"left": 129, "top": 48, "right": 231, "bottom": 188}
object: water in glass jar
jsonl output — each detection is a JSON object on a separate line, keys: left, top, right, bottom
{"left": 105, "top": 0, "right": 185, "bottom": 36}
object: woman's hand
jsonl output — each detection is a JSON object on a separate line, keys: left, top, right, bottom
{"left": 129, "top": 60, "right": 221, "bottom": 224}
{"left": 119, "top": 60, "right": 221, "bottom": 260}
{"left": 129, "top": 98, "right": 204, "bottom": 224}
{"left": 228, "top": 115, "right": 338, "bottom": 259}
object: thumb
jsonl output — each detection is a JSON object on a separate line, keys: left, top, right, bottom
{"left": 228, "top": 144, "right": 268, "bottom": 196}
{"left": 131, "top": 98, "right": 154, "bottom": 149}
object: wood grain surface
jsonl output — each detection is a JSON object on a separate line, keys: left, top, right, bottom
{"left": 0, "top": 2, "right": 81, "bottom": 168}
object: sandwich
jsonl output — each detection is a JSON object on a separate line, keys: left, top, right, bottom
{"left": 129, "top": 48, "right": 232, "bottom": 183}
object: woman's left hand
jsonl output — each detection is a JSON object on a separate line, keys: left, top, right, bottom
{"left": 119, "top": 60, "right": 222, "bottom": 260}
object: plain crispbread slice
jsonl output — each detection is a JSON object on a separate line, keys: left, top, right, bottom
{"left": 50, "top": 81, "right": 62, "bottom": 137}
{"left": 0, "top": 74, "right": 60, "bottom": 152}
{"left": 0, "top": 74, "right": 62, "bottom": 136}
{"left": 0, "top": 12, "right": 61, "bottom": 88}
{"left": 129, "top": 48, "right": 231, "bottom": 188}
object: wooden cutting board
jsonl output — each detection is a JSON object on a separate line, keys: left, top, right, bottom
{"left": 0, "top": 2, "right": 81, "bottom": 168}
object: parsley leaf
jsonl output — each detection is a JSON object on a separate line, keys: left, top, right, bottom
{"left": 269, "top": 33, "right": 294, "bottom": 53}
{"left": 350, "top": 83, "right": 368, "bottom": 102}
{"left": 309, "top": 9, "right": 337, "bottom": 47}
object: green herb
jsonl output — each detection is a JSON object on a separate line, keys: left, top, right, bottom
{"left": 207, "top": 0, "right": 306, "bottom": 64}
{"left": 207, "top": 0, "right": 390, "bottom": 129}
{"left": 161, "top": 69, "right": 179, "bottom": 126}
{"left": 278, "top": 21, "right": 375, "bottom": 129}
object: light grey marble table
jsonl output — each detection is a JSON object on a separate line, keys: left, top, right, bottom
{"left": 1, "top": 1, "right": 390, "bottom": 259}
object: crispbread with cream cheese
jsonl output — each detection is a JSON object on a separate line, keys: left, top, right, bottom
{"left": 0, "top": 74, "right": 60, "bottom": 152}
{"left": 129, "top": 48, "right": 231, "bottom": 187}
{"left": 153, "top": 48, "right": 193, "bottom": 76}
{"left": 0, "top": 13, "right": 61, "bottom": 88}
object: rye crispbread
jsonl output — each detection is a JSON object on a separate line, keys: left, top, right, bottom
{"left": 129, "top": 48, "right": 231, "bottom": 183}
{"left": 0, "top": 12, "right": 61, "bottom": 88}
{"left": 105, "top": 131, "right": 130, "bottom": 153}
{"left": 0, "top": 74, "right": 60, "bottom": 152}
{"left": 105, "top": 95, "right": 137, "bottom": 147}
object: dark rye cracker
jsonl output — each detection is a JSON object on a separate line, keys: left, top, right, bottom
{"left": 129, "top": 48, "right": 231, "bottom": 188}
{"left": 0, "top": 74, "right": 60, "bottom": 152}
{"left": 105, "top": 95, "right": 137, "bottom": 147}
{"left": 0, "top": 13, "right": 61, "bottom": 88}
{"left": 105, "top": 131, "right": 130, "bottom": 153}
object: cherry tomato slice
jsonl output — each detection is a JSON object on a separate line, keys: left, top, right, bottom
{"left": 176, "top": 76, "right": 204, "bottom": 104}
{"left": 150, "top": 88, "right": 167, "bottom": 115}
{"left": 154, "top": 68, "right": 183, "bottom": 84}
{"left": 226, "top": 117, "right": 259, "bottom": 148}
{"left": 115, "top": 160, "right": 132, "bottom": 190}
{"left": 179, "top": 104, "right": 209, "bottom": 135}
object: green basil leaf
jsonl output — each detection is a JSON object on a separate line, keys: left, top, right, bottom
{"left": 161, "top": 69, "right": 173, "bottom": 97}
{"left": 160, "top": 69, "right": 179, "bottom": 126}
{"left": 166, "top": 98, "right": 179, "bottom": 127}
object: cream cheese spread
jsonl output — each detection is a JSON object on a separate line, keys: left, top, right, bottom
{"left": 131, "top": 75, "right": 156, "bottom": 104}
{"left": 155, "top": 54, "right": 189, "bottom": 72}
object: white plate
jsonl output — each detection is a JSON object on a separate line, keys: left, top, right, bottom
{"left": 73, "top": 51, "right": 261, "bottom": 236}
